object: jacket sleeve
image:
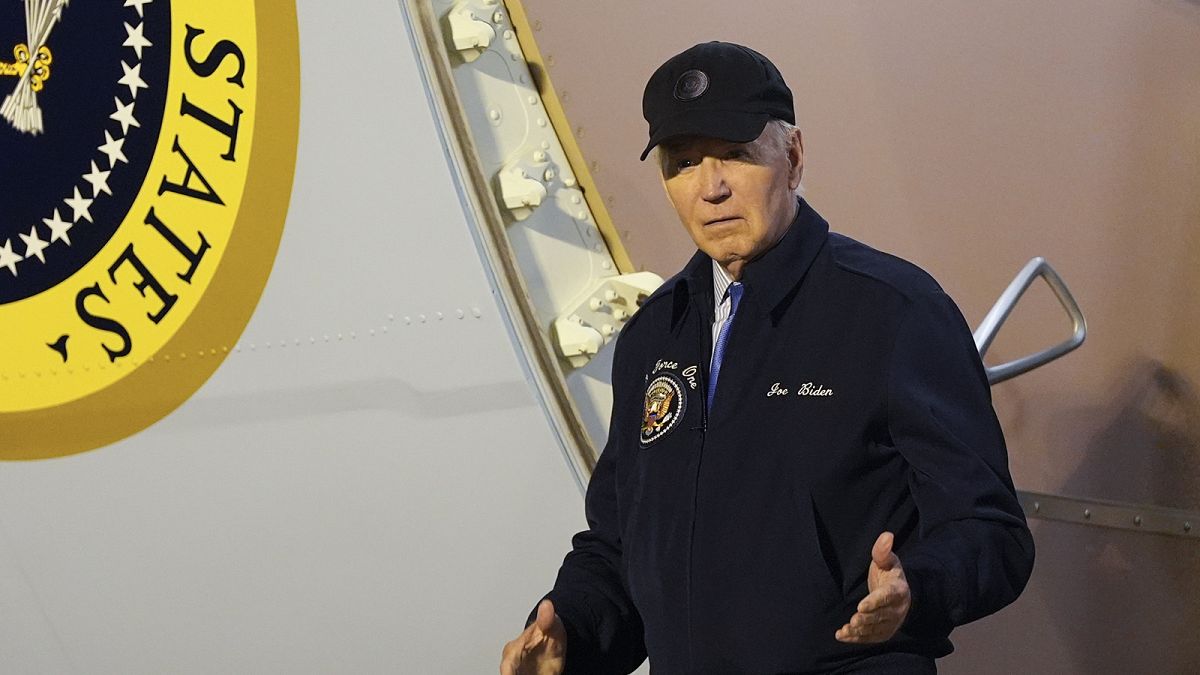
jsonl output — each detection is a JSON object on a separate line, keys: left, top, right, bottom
{"left": 885, "top": 289, "right": 1035, "bottom": 638}
{"left": 526, "top": 339, "right": 647, "bottom": 674}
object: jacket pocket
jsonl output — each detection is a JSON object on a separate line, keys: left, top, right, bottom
{"left": 807, "top": 494, "right": 847, "bottom": 597}
{"left": 791, "top": 488, "right": 846, "bottom": 601}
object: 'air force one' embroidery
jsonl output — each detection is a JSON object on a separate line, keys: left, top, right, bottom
{"left": 641, "top": 371, "right": 687, "bottom": 447}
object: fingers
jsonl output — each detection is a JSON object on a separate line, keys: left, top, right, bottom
{"left": 835, "top": 618, "right": 870, "bottom": 643}
{"left": 499, "top": 649, "right": 517, "bottom": 675}
{"left": 862, "top": 579, "right": 911, "bottom": 615}
{"left": 499, "top": 630, "right": 529, "bottom": 675}
{"left": 849, "top": 609, "right": 888, "bottom": 628}
{"left": 500, "top": 601, "right": 568, "bottom": 674}
{"left": 871, "top": 531, "right": 896, "bottom": 571}
{"left": 836, "top": 617, "right": 883, "bottom": 643}
{"left": 858, "top": 585, "right": 894, "bottom": 613}
{"left": 499, "top": 618, "right": 543, "bottom": 675}
{"left": 836, "top": 578, "right": 912, "bottom": 644}
{"left": 534, "top": 599, "right": 568, "bottom": 644}
{"left": 534, "top": 599, "right": 556, "bottom": 633}
{"left": 835, "top": 608, "right": 898, "bottom": 644}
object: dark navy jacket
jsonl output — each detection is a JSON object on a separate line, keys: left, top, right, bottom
{"left": 540, "top": 199, "right": 1034, "bottom": 674}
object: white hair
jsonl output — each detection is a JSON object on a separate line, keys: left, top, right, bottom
{"left": 655, "top": 118, "right": 805, "bottom": 195}
{"left": 760, "top": 119, "right": 805, "bottom": 196}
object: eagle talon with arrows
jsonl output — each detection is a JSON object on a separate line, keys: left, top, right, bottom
{"left": 1, "top": 0, "right": 70, "bottom": 135}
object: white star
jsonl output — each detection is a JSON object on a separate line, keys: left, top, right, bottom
{"left": 0, "top": 240, "right": 23, "bottom": 276}
{"left": 19, "top": 227, "right": 49, "bottom": 264}
{"left": 64, "top": 187, "right": 95, "bottom": 223}
{"left": 123, "top": 22, "right": 153, "bottom": 60}
{"left": 43, "top": 208, "right": 74, "bottom": 245}
{"left": 110, "top": 97, "right": 140, "bottom": 134}
{"left": 124, "top": 0, "right": 154, "bottom": 18}
{"left": 118, "top": 61, "right": 148, "bottom": 99}
{"left": 98, "top": 131, "right": 128, "bottom": 168}
{"left": 83, "top": 161, "right": 112, "bottom": 197}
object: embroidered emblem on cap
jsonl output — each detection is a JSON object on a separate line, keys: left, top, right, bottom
{"left": 673, "top": 69, "right": 709, "bottom": 101}
{"left": 640, "top": 372, "right": 687, "bottom": 447}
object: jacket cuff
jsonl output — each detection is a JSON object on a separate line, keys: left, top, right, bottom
{"left": 898, "top": 552, "right": 958, "bottom": 638}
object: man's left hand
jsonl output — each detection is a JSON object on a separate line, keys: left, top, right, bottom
{"left": 835, "top": 531, "right": 911, "bottom": 644}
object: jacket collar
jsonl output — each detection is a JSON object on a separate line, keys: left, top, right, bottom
{"left": 673, "top": 197, "right": 829, "bottom": 327}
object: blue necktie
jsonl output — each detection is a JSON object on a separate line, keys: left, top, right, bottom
{"left": 707, "top": 281, "right": 744, "bottom": 409}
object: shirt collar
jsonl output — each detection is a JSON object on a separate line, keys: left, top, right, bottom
{"left": 675, "top": 197, "right": 830, "bottom": 327}
{"left": 711, "top": 258, "right": 735, "bottom": 309}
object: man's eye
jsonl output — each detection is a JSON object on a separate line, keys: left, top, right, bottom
{"left": 674, "top": 157, "right": 697, "bottom": 170}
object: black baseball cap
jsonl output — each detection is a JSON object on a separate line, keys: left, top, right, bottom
{"left": 640, "top": 41, "right": 794, "bottom": 161}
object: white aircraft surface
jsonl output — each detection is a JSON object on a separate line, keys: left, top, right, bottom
{"left": 0, "top": 0, "right": 1196, "bottom": 673}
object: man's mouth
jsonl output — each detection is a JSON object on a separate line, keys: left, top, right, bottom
{"left": 704, "top": 216, "right": 741, "bottom": 226}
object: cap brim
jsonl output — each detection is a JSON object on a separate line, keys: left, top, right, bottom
{"left": 639, "top": 110, "right": 772, "bottom": 161}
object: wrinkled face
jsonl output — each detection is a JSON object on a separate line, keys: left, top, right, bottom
{"left": 659, "top": 126, "right": 803, "bottom": 279}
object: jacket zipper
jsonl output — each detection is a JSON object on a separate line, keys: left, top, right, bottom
{"left": 685, "top": 307, "right": 711, "bottom": 672}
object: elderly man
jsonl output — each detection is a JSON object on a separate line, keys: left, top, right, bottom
{"left": 501, "top": 41, "right": 1033, "bottom": 674}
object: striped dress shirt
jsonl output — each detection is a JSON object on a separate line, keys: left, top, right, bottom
{"left": 710, "top": 259, "right": 736, "bottom": 370}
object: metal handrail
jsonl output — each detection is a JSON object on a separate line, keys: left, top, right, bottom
{"left": 974, "top": 257, "right": 1087, "bottom": 385}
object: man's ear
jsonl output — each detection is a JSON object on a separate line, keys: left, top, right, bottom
{"left": 659, "top": 172, "right": 677, "bottom": 209}
{"left": 788, "top": 129, "right": 805, "bottom": 190}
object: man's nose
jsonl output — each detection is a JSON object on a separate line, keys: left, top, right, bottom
{"left": 699, "top": 159, "right": 731, "bottom": 203}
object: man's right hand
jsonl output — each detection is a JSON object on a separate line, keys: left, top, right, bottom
{"left": 500, "top": 598, "right": 567, "bottom": 675}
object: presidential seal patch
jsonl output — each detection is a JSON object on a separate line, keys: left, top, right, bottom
{"left": 0, "top": 0, "right": 299, "bottom": 459}
{"left": 640, "top": 372, "right": 687, "bottom": 447}
{"left": 673, "top": 69, "right": 708, "bottom": 101}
